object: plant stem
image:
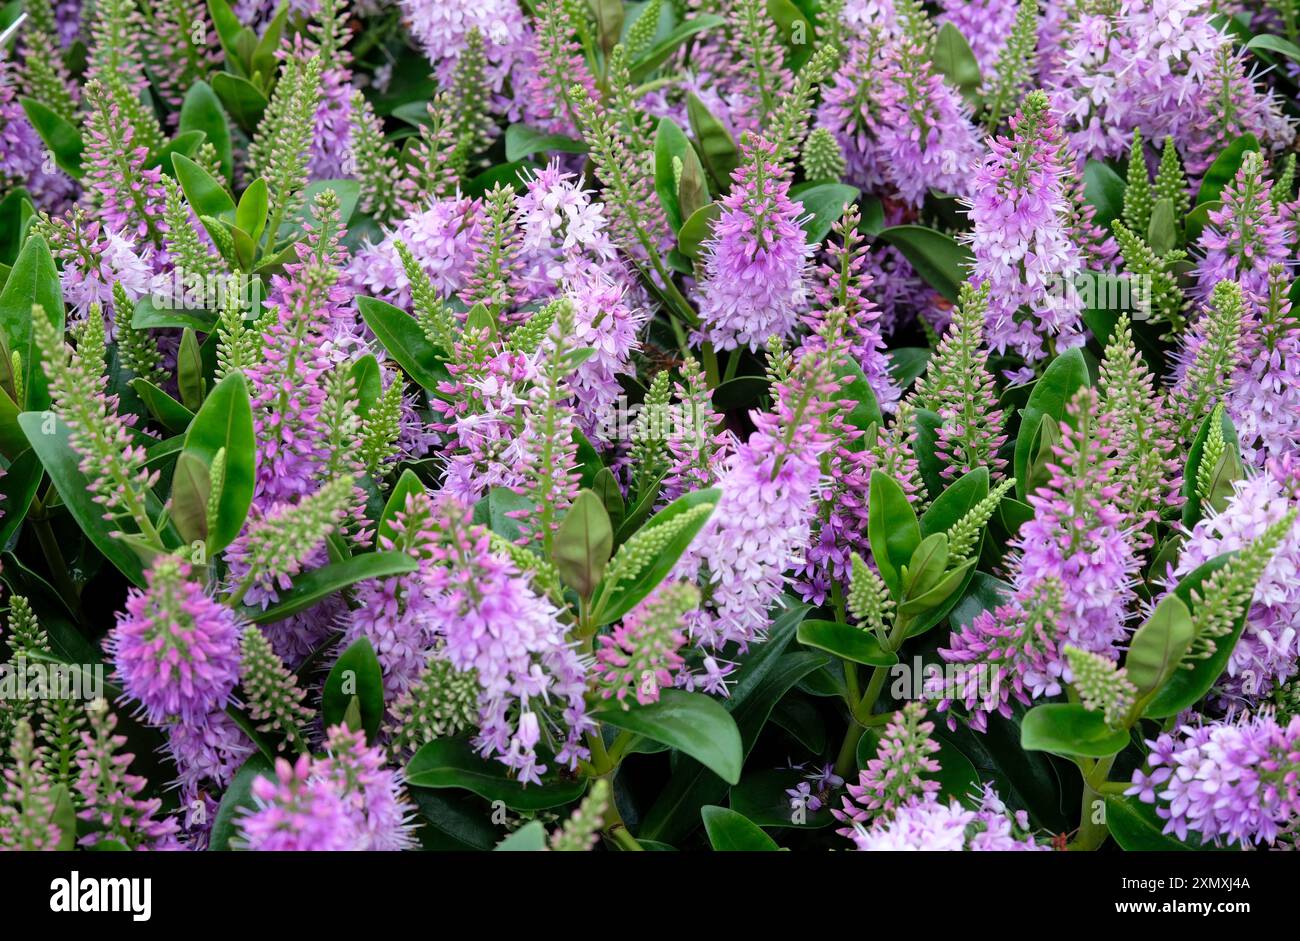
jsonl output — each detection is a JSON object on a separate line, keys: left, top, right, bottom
{"left": 28, "top": 493, "right": 82, "bottom": 619}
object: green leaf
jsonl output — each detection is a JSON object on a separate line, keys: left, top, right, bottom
{"left": 375, "top": 468, "right": 426, "bottom": 545}
{"left": 289, "top": 179, "right": 360, "bottom": 233}
{"left": 405, "top": 739, "right": 587, "bottom": 810}
{"left": 1145, "top": 551, "right": 1248, "bottom": 718}
{"left": 494, "top": 820, "right": 549, "bottom": 851}
{"left": 593, "top": 689, "right": 743, "bottom": 784}
{"left": 920, "top": 467, "right": 990, "bottom": 537}
{"left": 356, "top": 295, "right": 451, "bottom": 393}
{"left": 211, "top": 72, "right": 268, "bottom": 134}
{"left": 322, "top": 637, "right": 385, "bottom": 742}
{"left": 131, "top": 294, "right": 218, "bottom": 331}
{"left": 932, "top": 22, "right": 982, "bottom": 104}
{"left": 180, "top": 82, "right": 233, "bottom": 181}
{"left": 1127, "top": 595, "right": 1194, "bottom": 699}
{"left": 1012, "top": 347, "right": 1089, "bottom": 501}
{"left": 245, "top": 551, "right": 418, "bottom": 624}
{"left": 173, "top": 152, "right": 236, "bottom": 220}
{"left": 629, "top": 13, "right": 727, "bottom": 80}
{"left": 0, "top": 448, "right": 42, "bottom": 546}
{"left": 796, "top": 618, "right": 897, "bottom": 666}
{"left": 181, "top": 371, "right": 255, "bottom": 552}
{"left": 793, "top": 182, "right": 859, "bottom": 245}
{"left": 877, "top": 225, "right": 972, "bottom": 303}
{"left": 593, "top": 487, "right": 717, "bottom": 624}
{"left": 1105, "top": 795, "right": 1219, "bottom": 851}
{"left": 236, "top": 177, "right": 269, "bottom": 245}
{"left": 409, "top": 789, "right": 497, "bottom": 850}
{"left": 177, "top": 328, "right": 205, "bottom": 410}
{"left": 168, "top": 450, "right": 210, "bottom": 543}
{"left": 0, "top": 235, "right": 64, "bottom": 411}
{"left": 687, "top": 92, "right": 740, "bottom": 188}
{"left": 729, "top": 768, "right": 834, "bottom": 829}
{"left": 1195, "top": 133, "right": 1259, "bottom": 207}
{"left": 504, "top": 124, "right": 587, "bottom": 163}
{"left": 0, "top": 188, "right": 35, "bottom": 267}
{"left": 1245, "top": 32, "right": 1300, "bottom": 63}
{"left": 835, "top": 359, "right": 883, "bottom": 449}
{"left": 552, "top": 489, "right": 613, "bottom": 597}
{"left": 1083, "top": 159, "right": 1126, "bottom": 230}
{"left": 19, "top": 412, "right": 149, "bottom": 586}
{"left": 1020, "top": 703, "right": 1130, "bottom": 758}
{"left": 208, "top": 753, "right": 275, "bottom": 851}
{"left": 150, "top": 131, "right": 205, "bottom": 177}
{"left": 654, "top": 117, "right": 692, "bottom": 232}
{"left": 640, "top": 646, "right": 828, "bottom": 843}
{"left": 676, "top": 201, "right": 720, "bottom": 259}
{"left": 868, "top": 470, "right": 921, "bottom": 598}
{"left": 19, "top": 98, "right": 83, "bottom": 178}
{"left": 700, "top": 805, "right": 779, "bottom": 850}
{"left": 1181, "top": 406, "right": 1239, "bottom": 528}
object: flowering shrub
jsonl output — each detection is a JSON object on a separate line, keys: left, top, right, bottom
{"left": 2, "top": 0, "right": 1300, "bottom": 855}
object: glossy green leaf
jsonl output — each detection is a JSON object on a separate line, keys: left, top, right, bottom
{"left": 208, "top": 753, "right": 275, "bottom": 851}
{"left": 356, "top": 295, "right": 451, "bottom": 393}
{"left": 877, "top": 225, "right": 972, "bottom": 303}
{"left": 592, "top": 487, "right": 717, "bottom": 625}
{"left": 629, "top": 13, "right": 726, "bottom": 80}
{"left": 1105, "top": 795, "right": 1219, "bottom": 851}
{"left": 322, "top": 637, "right": 385, "bottom": 742}
{"left": 687, "top": 92, "right": 740, "bottom": 187}
{"left": 503, "top": 124, "right": 587, "bottom": 162}
{"left": 868, "top": 470, "right": 921, "bottom": 598}
{"left": 1083, "top": 159, "right": 1126, "bottom": 230}
{"left": 1145, "top": 551, "right": 1247, "bottom": 718}
{"left": 0, "top": 236, "right": 64, "bottom": 412}
{"left": 1021, "top": 703, "right": 1130, "bottom": 758}
{"left": 0, "top": 448, "right": 42, "bottom": 546}
{"left": 552, "top": 489, "right": 613, "bottom": 597}
{"left": 494, "top": 820, "right": 549, "bottom": 851}
{"left": 375, "top": 468, "right": 426, "bottom": 545}
{"left": 19, "top": 412, "right": 150, "bottom": 586}
{"left": 796, "top": 618, "right": 897, "bottom": 666}
{"left": 173, "top": 151, "right": 236, "bottom": 229}
{"left": 932, "top": 22, "right": 982, "bottom": 104}
{"left": 181, "top": 371, "right": 255, "bottom": 552}
{"left": 793, "top": 183, "right": 859, "bottom": 245}
{"left": 179, "top": 81, "right": 233, "bottom": 180}
{"left": 19, "top": 98, "right": 83, "bottom": 178}
{"left": 211, "top": 72, "right": 268, "bottom": 133}
{"left": 1195, "top": 134, "right": 1259, "bottom": 207}
{"left": 1127, "top": 594, "right": 1194, "bottom": 699}
{"left": 676, "top": 200, "right": 720, "bottom": 259}
{"left": 593, "top": 689, "right": 743, "bottom": 784}
{"left": 700, "top": 805, "right": 779, "bottom": 850}
{"left": 406, "top": 739, "right": 587, "bottom": 810}
{"left": 244, "top": 551, "right": 418, "bottom": 624}
{"left": 1012, "top": 347, "right": 1089, "bottom": 501}
{"left": 654, "top": 117, "right": 692, "bottom": 232}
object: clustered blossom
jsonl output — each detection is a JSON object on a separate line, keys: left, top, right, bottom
{"left": 349, "top": 196, "right": 483, "bottom": 309}
{"left": 966, "top": 93, "right": 1087, "bottom": 363}
{"left": 106, "top": 557, "right": 242, "bottom": 726}
{"left": 240, "top": 726, "right": 416, "bottom": 851}
{"left": 1128, "top": 711, "right": 1300, "bottom": 847}
{"left": 424, "top": 498, "right": 592, "bottom": 783}
{"left": 1195, "top": 153, "right": 1292, "bottom": 301}
{"left": 696, "top": 137, "right": 813, "bottom": 352}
